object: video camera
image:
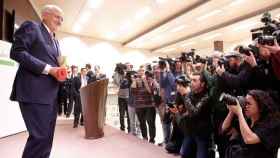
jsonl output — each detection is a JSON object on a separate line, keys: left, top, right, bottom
{"left": 193, "top": 55, "right": 207, "bottom": 64}
{"left": 180, "top": 49, "right": 196, "bottom": 62}
{"left": 158, "top": 57, "right": 176, "bottom": 72}
{"left": 251, "top": 12, "right": 280, "bottom": 46}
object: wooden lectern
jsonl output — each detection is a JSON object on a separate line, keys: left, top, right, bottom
{"left": 80, "top": 79, "right": 109, "bottom": 139}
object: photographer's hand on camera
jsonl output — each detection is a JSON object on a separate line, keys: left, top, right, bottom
{"left": 169, "top": 104, "right": 186, "bottom": 114}
{"left": 262, "top": 39, "right": 280, "bottom": 54}
{"left": 169, "top": 107, "right": 178, "bottom": 114}
{"left": 216, "top": 64, "right": 225, "bottom": 76}
{"left": 244, "top": 51, "right": 258, "bottom": 68}
{"left": 226, "top": 99, "right": 243, "bottom": 117}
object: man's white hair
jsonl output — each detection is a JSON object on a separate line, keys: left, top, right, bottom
{"left": 41, "top": 4, "right": 63, "bottom": 15}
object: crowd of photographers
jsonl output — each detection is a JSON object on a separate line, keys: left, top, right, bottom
{"left": 112, "top": 13, "right": 280, "bottom": 158}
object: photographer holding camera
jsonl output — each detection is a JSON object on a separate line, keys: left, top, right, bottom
{"left": 202, "top": 52, "right": 230, "bottom": 158}
{"left": 240, "top": 42, "right": 280, "bottom": 106}
{"left": 158, "top": 60, "right": 176, "bottom": 145}
{"left": 215, "top": 51, "right": 251, "bottom": 96}
{"left": 131, "top": 66, "right": 157, "bottom": 143}
{"left": 170, "top": 72, "right": 212, "bottom": 158}
{"left": 222, "top": 90, "right": 280, "bottom": 158}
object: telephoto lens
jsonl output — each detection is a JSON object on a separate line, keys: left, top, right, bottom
{"left": 239, "top": 46, "right": 251, "bottom": 56}
{"left": 219, "top": 93, "right": 246, "bottom": 107}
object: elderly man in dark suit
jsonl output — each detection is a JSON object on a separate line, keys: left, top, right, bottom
{"left": 10, "top": 4, "right": 64, "bottom": 158}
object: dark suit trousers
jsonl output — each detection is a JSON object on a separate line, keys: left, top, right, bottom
{"left": 73, "top": 95, "right": 83, "bottom": 125}
{"left": 19, "top": 102, "right": 57, "bottom": 158}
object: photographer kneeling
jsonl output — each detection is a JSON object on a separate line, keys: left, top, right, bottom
{"left": 222, "top": 90, "right": 280, "bottom": 158}
{"left": 170, "top": 73, "right": 212, "bottom": 158}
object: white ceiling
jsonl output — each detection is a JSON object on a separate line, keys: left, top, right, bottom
{"left": 29, "top": 0, "right": 280, "bottom": 55}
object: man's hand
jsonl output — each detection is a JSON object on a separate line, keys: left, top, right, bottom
{"left": 216, "top": 65, "right": 225, "bottom": 76}
{"left": 227, "top": 99, "right": 243, "bottom": 117}
{"left": 244, "top": 51, "right": 257, "bottom": 68}
{"left": 49, "top": 67, "right": 66, "bottom": 82}
{"left": 169, "top": 107, "right": 179, "bottom": 114}
{"left": 262, "top": 39, "right": 280, "bottom": 54}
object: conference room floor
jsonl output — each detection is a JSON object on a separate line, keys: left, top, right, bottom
{"left": 0, "top": 119, "right": 178, "bottom": 158}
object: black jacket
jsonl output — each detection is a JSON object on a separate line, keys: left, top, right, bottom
{"left": 72, "top": 76, "right": 82, "bottom": 97}
{"left": 219, "top": 63, "right": 251, "bottom": 96}
{"left": 175, "top": 90, "right": 212, "bottom": 137}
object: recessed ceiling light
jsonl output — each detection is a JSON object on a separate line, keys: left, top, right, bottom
{"left": 203, "top": 33, "right": 222, "bottom": 40}
{"left": 181, "top": 42, "right": 196, "bottom": 47}
{"left": 170, "top": 25, "right": 188, "bottom": 33}
{"left": 151, "top": 35, "right": 163, "bottom": 41}
{"left": 88, "top": 0, "right": 103, "bottom": 9}
{"left": 131, "top": 41, "right": 142, "bottom": 47}
{"left": 228, "top": 0, "right": 245, "bottom": 7}
{"left": 233, "top": 21, "right": 261, "bottom": 31}
{"left": 120, "top": 22, "right": 132, "bottom": 31}
{"left": 196, "top": 10, "right": 222, "bottom": 21}
{"left": 156, "top": 0, "right": 168, "bottom": 4}
{"left": 79, "top": 11, "right": 92, "bottom": 23}
{"left": 135, "top": 7, "right": 151, "bottom": 20}
{"left": 106, "top": 32, "right": 117, "bottom": 39}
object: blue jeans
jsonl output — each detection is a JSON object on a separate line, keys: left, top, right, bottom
{"left": 180, "top": 135, "right": 209, "bottom": 158}
{"left": 162, "top": 122, "right": 171, "bottom": 143}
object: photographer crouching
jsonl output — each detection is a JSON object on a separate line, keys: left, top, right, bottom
{"left": 170, "top": 72, "right": 212, "bottom": 158}
{"left": 222, "top": 90, "right": 280, "bottom": 158}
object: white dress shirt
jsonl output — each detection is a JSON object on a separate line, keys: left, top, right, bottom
{"left": 42, "top": 23, "right": 55, "bottom": 75}
{"left": 81, "top": 75, "right": 87, "bottom": 88}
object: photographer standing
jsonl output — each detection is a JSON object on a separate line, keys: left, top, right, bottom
{"left": 203, "top": 52, "right": 229, "bottom": 158}
{"left": 170, "top": 72, "right": 212, "bottom": 158}
{"left": 118, "top": 71, "right": 132, "bottom": 132}
{"left": 131, "top": 67, "right": 157, "bottom": 143}
{"left": 158, "top": 60, "right": 176, "bottom": 145}
{"left": 222, "top": 90, "right": 280, "bottom": 158}
{"left": 216, "top": 52, "right": 251, "bottom": 96}
{"left": 243, "top": 43, "right": 280, "bottom": 103}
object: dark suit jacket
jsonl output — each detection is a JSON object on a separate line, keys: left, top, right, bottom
{"left": 10, "top": 21, "right": 60, "bottom": 104}
{"left": 72, "top": 75, "right": 89, "bottom": 95}
{"left": 72, "top": 76, "right": 82, "bottom": 97}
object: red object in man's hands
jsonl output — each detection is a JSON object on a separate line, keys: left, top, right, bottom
{"left": 56, "top": 67, "right": 67, "bottom": 81}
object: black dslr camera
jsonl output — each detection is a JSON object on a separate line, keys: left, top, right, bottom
{"left": 158, "top": 57, "right": 176, "bottom": 72}
{"left": 194, "top": 55, "right": 207, "bottom": 64}
{"left": 180, "top": 49, "right": 195, "bottom": 62}
{"left": 219, "top": 93, "right": 246, "bottom": 107}
{"left": 238, "top": 44, "right": 259, "bottom": 56}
